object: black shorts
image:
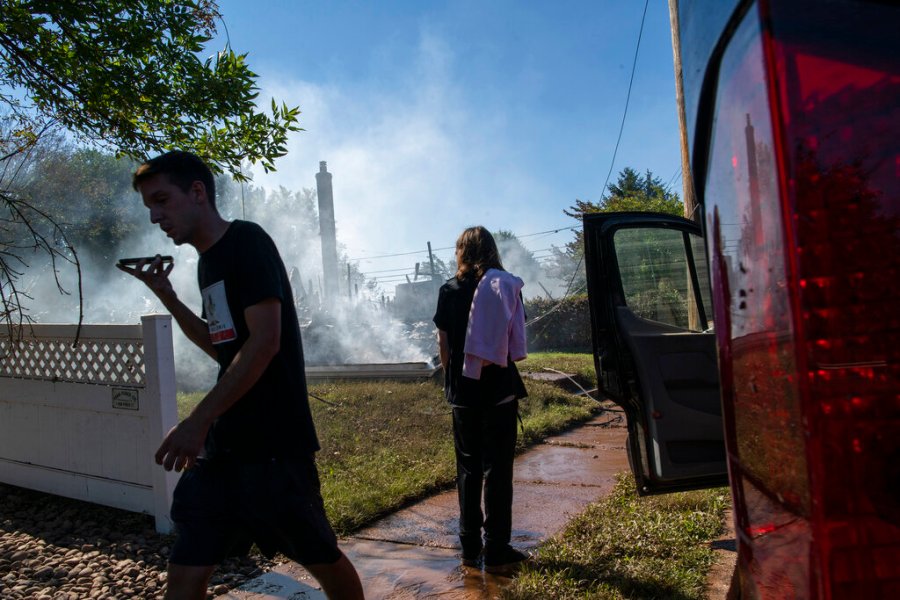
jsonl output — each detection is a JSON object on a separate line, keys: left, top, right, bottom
{"left": 169, "top": 454, "right": 341, "bottom": 567}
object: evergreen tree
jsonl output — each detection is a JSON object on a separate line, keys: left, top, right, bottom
{"left": 549, "top": 167, "right": 683, "bottom": 292}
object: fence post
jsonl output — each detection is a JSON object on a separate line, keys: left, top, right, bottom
{"left": 141, "top": 314, "right": 179, "bottom": 534}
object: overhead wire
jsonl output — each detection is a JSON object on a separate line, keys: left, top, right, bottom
{"left": 356, "top": 2, "right": 650, "bottom": 303}
{"left": 348, "top": 225, "right": 579, "bottom": 263}
{"left": 663, "top": 165, "right": 682, "bottom": 195}
{"left": 598, "top": 0, "right": 650, "bottom": 207}
{"left": 526, "top": 0, "right": 650, "bottom": 331}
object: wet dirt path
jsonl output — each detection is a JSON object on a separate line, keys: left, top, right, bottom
{"left": 217, "top": 415, "right": 628, "bottom": 599}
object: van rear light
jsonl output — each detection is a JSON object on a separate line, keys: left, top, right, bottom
{"left": 765, "top": 0, "right": 900, "bottom": 595}
{"left": 704, "top": 0, "right": 899, "bottom": 597}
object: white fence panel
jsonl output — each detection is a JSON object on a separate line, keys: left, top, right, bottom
{"left": 0, "top": 315, "right": 178, "bottom": 533}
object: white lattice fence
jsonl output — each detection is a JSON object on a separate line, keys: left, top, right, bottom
{"left": 0, "top": 328, "right": 146, "bottom": 386}
{"left": 0, "top": 315, "right": 178, "bottom": 533}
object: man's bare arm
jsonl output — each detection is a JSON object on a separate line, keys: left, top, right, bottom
{"left": 157, "top": 289, "right": 215, "bottom": 359}
{"left": 438, "top": 329, "right": 449, "bottom": 370}
{"left": 155, "top": 298, "right": 282, "bottom": 471}
{"left": 116, "top": 256, "right": 215, "bottom": 358}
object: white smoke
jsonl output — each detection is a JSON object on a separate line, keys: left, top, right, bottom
{"left": 25, "top": 177, "right": 435, "bottom": 392}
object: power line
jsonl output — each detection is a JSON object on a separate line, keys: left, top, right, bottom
{"left": 373, "top": 276, "right": 418, "bottom": 283}
{"left": 351, "top": 248, "right": 433, "bottom": 261}
{"left": 598, "top": 0, "right": 650, "bottom": 201}
{"left": 515, "top": 225, "right": 579, "bottom": 239}
{"left": 348, "top": 225, "right": 579, "bottom": 263}
{"left": 527, "top": 0, "right": 650, "bottom": 328}
{"left": 664, "top": 165, "right": 682, "bottom": 194}
{"left": 363, "top": 266, "right": 424, "bottom": 275}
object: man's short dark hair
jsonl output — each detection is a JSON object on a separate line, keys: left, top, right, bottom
{"left": 132, "top": 151, "right": 217, "bottom": 209}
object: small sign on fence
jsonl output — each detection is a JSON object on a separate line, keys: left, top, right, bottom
{"left": 112, "top": 388, "right": 139, "bottom": 410}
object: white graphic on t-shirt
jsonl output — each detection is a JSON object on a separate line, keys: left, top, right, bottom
{"left": 202, "top": 280, "right": 236, "bottom": 344}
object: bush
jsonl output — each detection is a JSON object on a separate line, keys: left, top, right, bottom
{"left": 525, "top": 294, "right": 592, "bottom": 352}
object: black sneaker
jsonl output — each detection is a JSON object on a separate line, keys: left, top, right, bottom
{"left": 484, "top": 546, "right": 529, "bottom": 574}
{"left": 462, "top": 552, "right": 481, "bottom": 568}
{"left": 461, "top": 549, "right": 482, "bottom": 567}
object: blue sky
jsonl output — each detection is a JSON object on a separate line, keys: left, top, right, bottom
{"left": 212, "top": 0, "right": 682, "bottom": 281}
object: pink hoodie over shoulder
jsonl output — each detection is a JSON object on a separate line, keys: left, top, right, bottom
{"left": 462, "top": 268, "right": 527, "bottom": 380}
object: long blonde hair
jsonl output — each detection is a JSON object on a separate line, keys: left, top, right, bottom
{"left": 455, "top": 226, "right": 504, "bottom": 280}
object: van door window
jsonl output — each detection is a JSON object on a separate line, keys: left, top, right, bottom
{"left": 613, "top": 227, "right": 708, "bottom": 332}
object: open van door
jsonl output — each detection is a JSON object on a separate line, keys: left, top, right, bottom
{"left": 584, "top": 211, "right": 727, "bottom": 494}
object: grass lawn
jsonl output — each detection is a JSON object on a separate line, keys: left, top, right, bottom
{"left": 504, "top": 474, "right": 731, "bottom": 600}
{"left": 519, "top": 352, "right": 598, "bottom": 389}
{"left": 177, "top": 353, "right": 600, "bottom": 534}
{"left": 178, "top": 352, "right": 732, "bottom": 596}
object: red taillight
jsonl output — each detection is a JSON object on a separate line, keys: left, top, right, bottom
{"left": 704, "top": 0, "right": 900, "bottom": 597}
{"left": 766, "top": 0, "right": 900, "bottom": 596}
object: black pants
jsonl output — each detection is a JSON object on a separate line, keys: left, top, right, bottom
{"left": 452, "top": 400, "right": 518, "bottom": 555}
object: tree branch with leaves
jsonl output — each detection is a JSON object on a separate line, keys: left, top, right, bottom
{"left": 0, "top": 0, "right": 302, "bottom": 335}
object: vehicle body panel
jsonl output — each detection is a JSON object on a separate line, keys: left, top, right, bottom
{"left": 585, "top": 0, "right": 899, "bottom": 597}
{"left": 583, "top": 212, "right": 727, "bottom": 494}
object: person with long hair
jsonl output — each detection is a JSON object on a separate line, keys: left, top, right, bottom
{"left": 433, "top": 226, "right": 529, "bottom": 573}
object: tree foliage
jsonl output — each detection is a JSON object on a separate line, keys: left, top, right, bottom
{"left": 547, "top": 167, "right": 683, "bottom": 292}
{"left": 564, "top": 167, "right": 683, "bottom": 219}
{"left": 524, "top": 293, "right": 593, "bottom": 352}
{"left": 17, "top": 142, "right": 141, "bottom": 259}
{"left": 0, "top": 0, "right": 300, "bottom": 174}
{"left": 0, "top": 1, "right": 301, "bottom": 331}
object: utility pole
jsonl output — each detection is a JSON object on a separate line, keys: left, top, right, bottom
{"left": 538, "top": 281, "right": 555, "bottom": 301}
{"left": 668, "top": 0, "right": 699, "bottom": 223}
{"left": 427, "top": 242, "right": 437, "bottom": 280}
{"left": 670, "top": 0, "right": 702, "bottom": 333}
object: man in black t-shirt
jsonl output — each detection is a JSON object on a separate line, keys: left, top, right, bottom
{"left": 119, "top": 151, "right": 363, "bottom": 600}
{"left": 196, "top": 219, "right": 320, "bottom": 460}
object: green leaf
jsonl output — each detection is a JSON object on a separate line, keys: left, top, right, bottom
{"left": 0, "top": 0, "right": 301, "bottom": 176}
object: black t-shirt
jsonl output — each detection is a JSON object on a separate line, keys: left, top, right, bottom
{"left": 433, "top": 274, "right": 527, "bottom": 407}
{"left": 198, "top": 220, "right": 319, "bottom": 459}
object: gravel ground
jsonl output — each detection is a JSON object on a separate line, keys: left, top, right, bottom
{"left": 0, "top": 483, "right": 275, "bottom": 599}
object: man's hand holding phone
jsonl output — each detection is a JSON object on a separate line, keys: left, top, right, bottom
{"left": 117, "top": 255, "right": 174, "bottom": 268}
{"left": 116, "top": 254, "right": 176, "bottom": 300}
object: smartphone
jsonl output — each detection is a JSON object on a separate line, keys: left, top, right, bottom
{"left": 117, "top": 255, "right": 174, "bottom": 267}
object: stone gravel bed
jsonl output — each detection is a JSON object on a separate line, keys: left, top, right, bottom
{"left": 0, "top": 483, "right": 276, "bottom": 599}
